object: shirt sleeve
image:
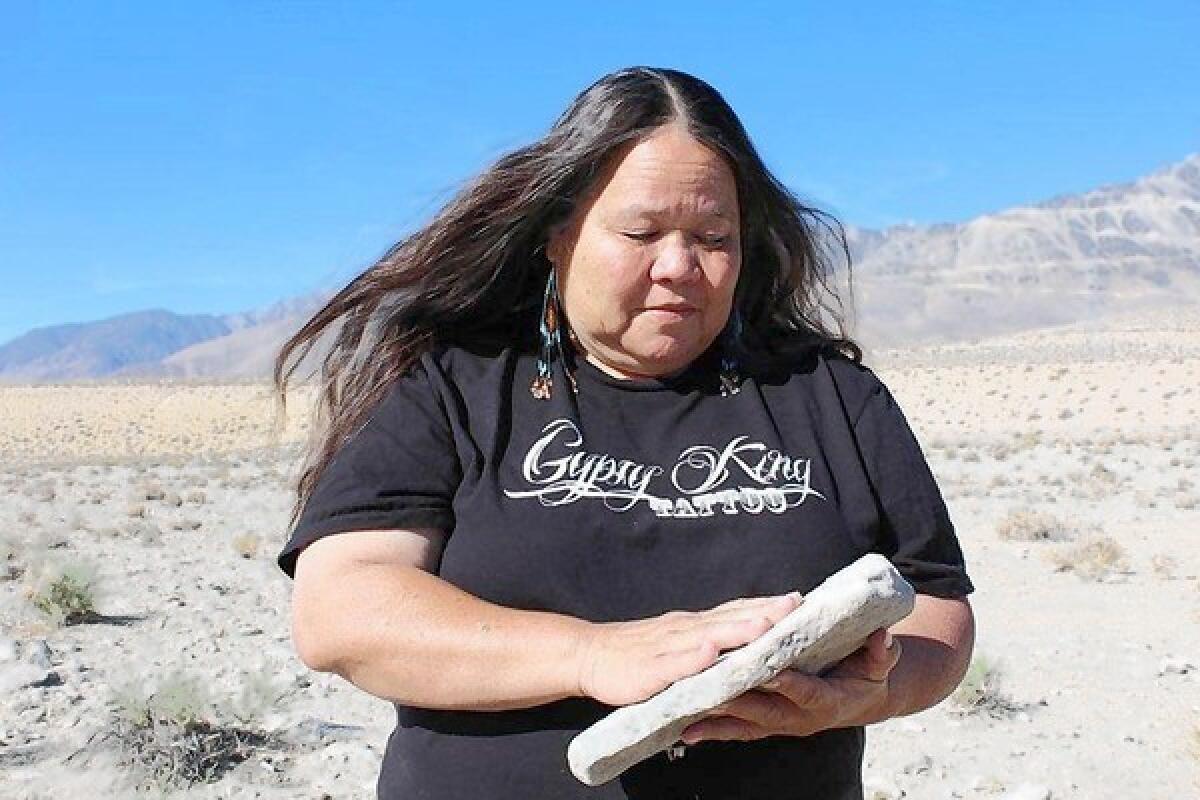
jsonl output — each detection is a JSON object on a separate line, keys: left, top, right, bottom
{"left": 276, "top": 358, "right": 461, "bottom": 579}
{"left": 853, "top": 379, "right": 974, "bottom": 598}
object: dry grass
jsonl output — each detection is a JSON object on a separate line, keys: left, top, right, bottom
{"left": 0, "top": 384, "right": 315, "bottom": 464}
{"left": 1, "top": 534, "right": 24, "bottom": 581}
{"left": 1050, "top": 536, "right": 1129, "bottom": 581}
{"left": 950, "top": 654, "right": 1027, "bottom": 719}
{"left": 26, "top": 560, "right": 99, "bottom": 625}
{"left": 101, "top": 670, "right": 287, "bottom": 790}
{"left": 1151, "top": 554, "right": 1178, "bottom": 580}
{"left": 996, "top": 510, "right": 1074, "bottom": 542}
{"left": 230, "top": 533, "right": 260, "bottom": 559}
{"left": 141, "top": 484, "right": 166, "bottom": 501}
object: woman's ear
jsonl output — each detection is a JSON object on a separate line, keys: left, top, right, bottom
{"left": 544, "top": 228, "right": 563, "bottom": 268}
{"left": 544, "top": 217, "right": 576, "bottom": 269}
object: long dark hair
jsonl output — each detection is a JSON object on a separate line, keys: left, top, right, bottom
{"left": 275, "top": 65, "right": 859, "bottom": 526}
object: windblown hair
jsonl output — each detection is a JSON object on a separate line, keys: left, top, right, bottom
{"left": 275, "top": 65, "right": 860, "bottom": 527}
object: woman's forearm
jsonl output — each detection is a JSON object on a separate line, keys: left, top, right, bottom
{"left": 293, "top": 558, "right": 591, "bottom": 711}
{"left": 292, "top": 548, "right": 803, "bottom": 714}
{"left": 870, "top": 593, "right": 975, "bottom": 722}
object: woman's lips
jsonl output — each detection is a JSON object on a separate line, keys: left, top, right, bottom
{"left": 644, "top": 303, "right": 698, "bottom": 312}
{"left": 642, "top": 305, "right": 698, "bottom": 320}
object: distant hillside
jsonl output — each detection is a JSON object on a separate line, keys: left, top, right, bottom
{"left": 2, "top": 153, "right": 1198, "bottom": 382}
{"left": 0, "top": 310, "right": 232, "bottom": 382}
{"left": 152, "top": 310, "right": 335, "bottom": 380}
{"left": 846, "top": 152, "right": 1200, "bottom": 345}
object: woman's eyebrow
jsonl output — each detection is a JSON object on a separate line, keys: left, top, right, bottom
{"left": 615, "top": 203, "right": 731, "bottom": 220}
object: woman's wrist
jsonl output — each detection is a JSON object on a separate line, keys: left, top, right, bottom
{"left": 566, "top": 618, "right": 599, "bottom": 700}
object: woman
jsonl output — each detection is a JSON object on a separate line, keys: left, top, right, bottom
{"left": 275, "top": 66, "right": 974, "bottom": 799}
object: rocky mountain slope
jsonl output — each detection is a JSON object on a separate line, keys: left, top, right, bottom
{"left": 3, "top": 153, "right": 1197, "bottom": 382}
{"left": 847, "top": 153, "right": 1200, "bottom": 344}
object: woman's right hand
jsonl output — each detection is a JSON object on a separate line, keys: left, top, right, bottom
{"left": 573, "top": 593, "right": 803, "bottom": 707}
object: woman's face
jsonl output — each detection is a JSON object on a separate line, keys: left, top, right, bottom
{"left": 546, "top": 125, "right": 741, "bottom": 380}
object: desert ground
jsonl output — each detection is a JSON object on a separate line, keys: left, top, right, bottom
{"left": 2, "top": 314, "right": 1198, "bottom": 799}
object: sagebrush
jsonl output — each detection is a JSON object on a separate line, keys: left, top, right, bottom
{"left": 106, "top": 670, "right": 289, "bottom": 790}
{"left": 27, "top": 561, "right": 99, "bottom": 625}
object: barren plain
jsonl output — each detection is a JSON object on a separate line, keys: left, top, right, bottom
{"left": 1, "top": 314, "right": 1198, "bottom": 799}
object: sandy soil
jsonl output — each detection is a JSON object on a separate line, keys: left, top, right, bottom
{"left": 1, "top": 319, "right": 1197, "bottom": 798}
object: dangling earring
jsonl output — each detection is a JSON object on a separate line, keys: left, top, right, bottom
{"left": 531, "top": 269, "right": 557, "bottom": 399}
{"left": 531, "top": 267, "right": 578, "bottom": 399}
{"left": 718, "top": 307, "right": 743, "bottom": 397}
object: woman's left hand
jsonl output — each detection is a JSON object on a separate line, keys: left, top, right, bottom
{"left": 679, "top": 627, "right": 902, "bottom": 744}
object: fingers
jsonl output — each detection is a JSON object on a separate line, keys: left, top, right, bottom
{"left": 699, "top": 593, "right": 803, "bottom": 630}
{"left": 645, "top": 598, "right": 804, "bottom": 691}
{"left": 681, "top": 715, "right": 766, "bottom": 745}
{"left": 658, "top": 594, "right": 800, "bottom": 647}
{"left": 696, "top": 597, "right": 796, "bottom": 633}
{"left": 675, "top": 626, "right": 902, "bottom": 745}
{"left": 656, "top": 617, "right": 775, "bottom": 671}
{"left": 759, "top": 670, "right": 828, "bottom": 710}
{"left": 821, "top": 628, "right": 902, "bottom": 683}
{"left": 577, "top": 594, "right": 806, "bottom": 706}
{"left": 671, "top": 595, "right": 802, "bottom": 660}
{"left": 712, "top": 592, "right": 803, "bottom": 612}
{"left": 682, "top": 677, "right": 830, "bottom": 743}
{"left": 704, "top": 615, "right": 785, "bottom": 648}
{"left": 859, "top": 628, "right": 902, "bottom": 681}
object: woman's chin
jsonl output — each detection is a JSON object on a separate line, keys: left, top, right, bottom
{"left": 609, "top": 340, "right": 709, "bottom": 378}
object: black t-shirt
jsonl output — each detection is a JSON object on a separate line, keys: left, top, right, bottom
{"left": 278, "top": 340, "right": 974, "bottom": 800}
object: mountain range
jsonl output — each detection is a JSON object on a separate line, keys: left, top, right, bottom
{"left": 2, "top": 153, "right": 1197, "bottom": 382}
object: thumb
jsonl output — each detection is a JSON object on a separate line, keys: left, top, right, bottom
{"left": 865, "top": 629, "right": 902, "bottom": 681}
{"left": 837, "top": 628, "right": 901, "bottom": 682}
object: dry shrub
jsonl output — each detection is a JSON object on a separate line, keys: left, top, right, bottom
{"left": 1151, "top": 554, "right": 1178, "bottom": 580}
{"left": 122, "top": 520, "right": 162, "bottom": 546}
{"left": 1051, "top": 535, "right": 1129, "bottom": 581}
{"left": 1089, "top": 463, "right": 1119, "bottom": 486}
{"left": 66, "top": 509, "right": 88, "bottom": 533}
{"left": 1, "top": 534, "right": 24, "bottom": 581}
{"left": 26, "top": 560, "right": 99, "bottom": 625}
{"left": 990, "top": 442, "right": 1014, "bottom": 461}
{"left": 1134, "top": 490, "right": 1157, "bottom": 509}
{"left": 141, "top": 484, "right": 166, "bottom": 502}
{"left": 231, "top": 533, "right": 260, "bottom": 559}
{"left": 996, "top": 510, "right": 1073, "bottom": 542}
{"left": 951, "top": 654, "right": 1026, "bottom": 718}
{"left": 1013, "top": 430, "right": 1042, "bottom": 451}
{"left": 105, "top": 670, "right": 286, "bottom": 790}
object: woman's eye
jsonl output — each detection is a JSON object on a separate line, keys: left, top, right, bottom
{"left": 621, "top": 230, "right": 728, "bottom": 246}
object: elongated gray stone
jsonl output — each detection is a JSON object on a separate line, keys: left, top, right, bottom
{"left": 567, "top": 553, "right": 915, "bottom": 786}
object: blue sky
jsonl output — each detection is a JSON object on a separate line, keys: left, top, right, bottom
{"left": 2, "top": 1, "right": 1197, "bottom": 343}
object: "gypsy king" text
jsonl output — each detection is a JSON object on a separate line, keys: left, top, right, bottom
{"left": 503, "top": 418, "right": 825, "bottom": 517}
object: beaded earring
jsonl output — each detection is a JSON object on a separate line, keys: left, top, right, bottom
{"left": 531, "top": 267, "right": 578, "bottom": 400}
{"left": 718, "top": 307, "right": 743, "bottom": 397}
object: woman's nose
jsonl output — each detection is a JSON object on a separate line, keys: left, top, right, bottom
{"left": 648, "top": 233, "right": 701, "bottom": 283}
